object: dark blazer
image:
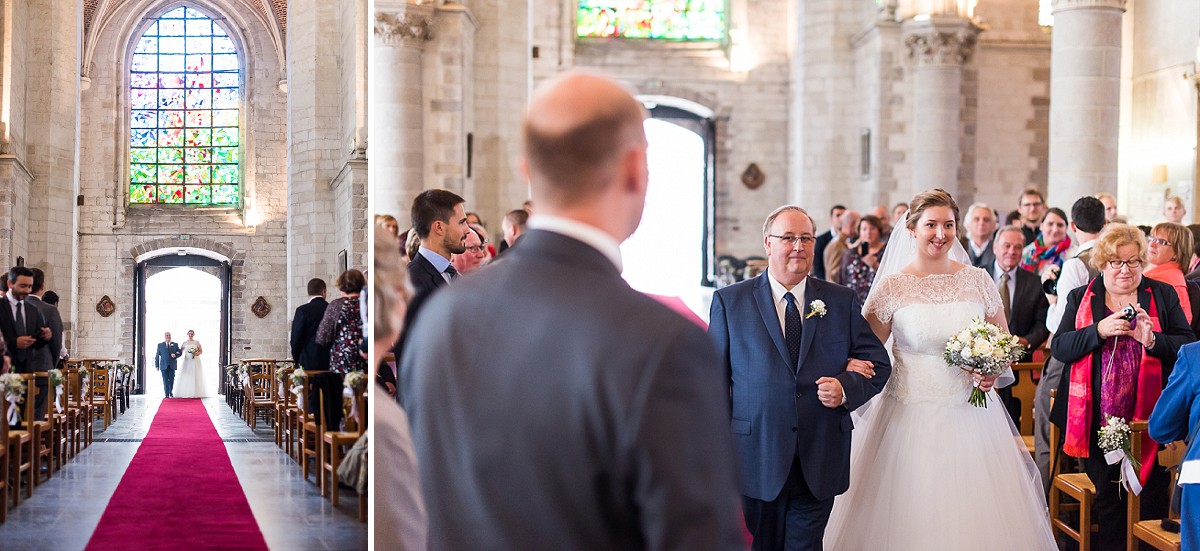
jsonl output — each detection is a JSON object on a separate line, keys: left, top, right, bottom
{"left": 709, "top": 273, "right": 891, "bottom": 502}
{"left": 400, "top": 230, "right": 743, "bottom": 549}
{"left": 813, "top": 230, "right": 835, "bottom": 280}
{"left": 1050, "top": 276, "right": 1195, "bottom": 429}
{"left": 964, "top": 236, "right": 997, "bottom": 269}
{"left": 392, "top": 252, "right": 453, "bottom": 383}
{"left": 155, "top": 341, "right": 181, "bottom": 371}
{"left": 0, "top": 297, "right": 47, "bottom": 370}
{"left": 1003, "top": 266, "right": 1050, "bottom": 360}
{"left": 1149, "top": 342, "right": 1200, "bottom": 551}
{"left": 290, "top": 297, "right": 330, "bottom": 371}
{"left": 26, "top": 296, "right": 62, "bottom": 372}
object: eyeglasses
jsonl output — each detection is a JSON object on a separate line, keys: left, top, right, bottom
{"left": 1148, "top": 236, "right": 1172, "bottom": 247}
{"left": 768, "top": 234, "right": 816, "bottom": 248}
{"left": 464, "top": 244, "right": 488, "bottom": 254}
{"left": 1107, "top": 259, "right": 1143, "bottom": 270}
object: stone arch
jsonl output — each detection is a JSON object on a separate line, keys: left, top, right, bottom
{"left": 129, "top": 236, "right": 242, "bottom": 263}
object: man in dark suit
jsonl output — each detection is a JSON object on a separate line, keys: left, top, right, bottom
{"left": 962, "top": 202, "right": 998, "bottom": 269}
{"left": 0, "top": 267, "right": 49, "bottom": 417}
{"left": 155, "top": 332, "right": 181, "bottom": 398}
{"left": 812, "top": 204, "right": 844, "bottom": 280}
{"left": 398, "top": 72, "right": 743, "bottom": 549}
{"left": 290, "top": 278, "right": 329, "bottom": 372}
{"left": 709, "top": 206, "right": 891, "bottom": 550}
{"left": 991, "top": 225, "right": 1050, "bottom": 424}
{"left": 26, "top": 268, "right": 62, "bottom": 417}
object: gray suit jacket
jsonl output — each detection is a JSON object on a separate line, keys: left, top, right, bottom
{"left": 26, "top": 296, "right": 62, "bottom": 372}
{"left": 399, "top": 229, "right": 743, "bottom": 550}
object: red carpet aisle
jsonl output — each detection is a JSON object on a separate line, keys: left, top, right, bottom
{"left": 85, "top": 399, "right": 268, "bottom": 550}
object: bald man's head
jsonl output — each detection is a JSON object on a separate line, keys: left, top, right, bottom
{"left": 522, "top": 72, "right": 647, "bottom": 207}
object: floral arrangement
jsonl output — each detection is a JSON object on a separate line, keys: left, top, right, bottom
{"left": 943, "top": 316, "right": 1027, "bottom": 407}
{"left": 806, "top": 299, "right": 827, "bottom": 319}
{"left": 1, "top": 372, "right": 24, "bottom": 425}
{"left": 275, "top": 368, "right": 291, "bottom": 383}
{"left": 289, "top": 370, "right": 305, "bottom": 387}
{"left": 1098, "top": 416, "right": 1143, "bottom": 495}
{"left": 344, "top": 371, "right": 367, "bottom": 391}
{"left": 187, "top": 346, "right": 198, "bottom": 356}
{"left": 48, "top": 369, "right": 64, "bottom": 389}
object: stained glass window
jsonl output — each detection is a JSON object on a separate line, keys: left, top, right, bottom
{"left": 577, "top": 0, "right": 726, "bottom": 41}
{"left": 129, "top": 6, "right": 240, "bottom": 206}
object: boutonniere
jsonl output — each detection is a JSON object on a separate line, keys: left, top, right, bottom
{"left": 806, "top": 299, "right": 827, "bottom": 319}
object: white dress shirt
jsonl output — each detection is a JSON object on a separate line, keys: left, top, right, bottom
{"left": 1046, "top": 239, "right": 1096, "bottom": 332}
{"left": 992, "top": 262, "right": 1017, "bottom": 312}
{"left": 767, "top": 271, "right": 807, "bottom": 333}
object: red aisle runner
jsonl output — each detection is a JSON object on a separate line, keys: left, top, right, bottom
{"left": 86, "top": 399, "right": 268, "bottom": 550}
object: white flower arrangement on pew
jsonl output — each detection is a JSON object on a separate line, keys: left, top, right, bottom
{"left": 289, "top": 370, "right": 305, "bottom": 409}
{"left": 1, "top": 372, "right": 25, "bottom": 424}
{"left": 943, "top": 316, "right": 1027, "bottom": 407}
{"left": 343, "top": 371, "right": 367, "bottom": 391}
{"left": 1098, "top": 416, "right": 1143, "bottom": 495}
{"left": 49, "top": 369, "right": 65, "bottom": 413}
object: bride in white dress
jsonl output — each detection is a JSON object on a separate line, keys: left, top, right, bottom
{"left": 824, "top": 189, "right": 1055, "bottom": 550}
{"left": 173, "top": 329, "right": 209, "bottom": 398}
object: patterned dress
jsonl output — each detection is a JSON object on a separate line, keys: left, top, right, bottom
{"left": 317, "top": 296, "right": 366, "bottom": 374}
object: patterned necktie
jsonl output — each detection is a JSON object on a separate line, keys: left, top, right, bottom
{"left": 14, "top": 301, "right": 25, "bottom": 337}
{"left": 999, "top": 272, "right": 1011, "bottom": 321}
{"left": 444, "top": 265, "right": 459, "bottom": 281}
{"left": 784, "top": 292, "right": 802, "bottom": 369}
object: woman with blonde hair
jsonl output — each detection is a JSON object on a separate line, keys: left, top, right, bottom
{"left": 1051, "top": 223, "right": 1195, "bottom": 551}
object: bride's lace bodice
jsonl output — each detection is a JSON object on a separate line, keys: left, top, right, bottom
{"left": 863, "top": 268, "right": 1004, "bottom": 403}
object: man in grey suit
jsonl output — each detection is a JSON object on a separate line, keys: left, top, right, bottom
{"left": 26, "top": 268, "right": 63, "bottom": 417}
{"left": 709, "top": 206, "right": 890, "bottom": 550}
{"left": 398, "top": 72, "right": 743, "bottom": 550}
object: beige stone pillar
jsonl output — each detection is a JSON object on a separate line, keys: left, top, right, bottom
{"left": 902, "top": 16, "right": 981, "bottom": 198}
{"left": 1046, "top": 0, "right": 1125, "bottom": 209}
{"left": 422, "top": 3, "right": 476, "bottom": 197}
{"left": 373, "top": 2, "right": 433, "bottom": 220}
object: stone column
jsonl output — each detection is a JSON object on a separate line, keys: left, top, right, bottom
{"left": 1046, "top": 0, "right": 1125, "bottom": 209}
{"left": 373, "top": 2, "right": 433, "bottom": 220}
{"left": 422, "top": 2, "right": 476, "bottom": 197}
{"left": 902, "top": 16, "right": 981, "bottom": 198}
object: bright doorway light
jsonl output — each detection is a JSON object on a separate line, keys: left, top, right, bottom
{"left": 143, "top": 267, "right": 221, "bottom": 398}
{"left": 621, "top": 118, "right": 705, "bottom": 297}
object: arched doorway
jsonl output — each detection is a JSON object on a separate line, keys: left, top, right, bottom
{"left": 134, "top": 252, "right": 231, "bottom": 396}
{"left": 621, "top": 97, "right": 718, "bottom": 297}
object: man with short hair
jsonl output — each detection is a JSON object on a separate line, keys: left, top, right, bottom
{"left": 824, "top": 210, "right": 860, "bottom": 285}
{"left": 0, "top": 267, "right": 47, "bottom": 382}
{"left": 1017, "top": 188, "right": 1047, "bottom": 245}
{"left": 1095, "top": 192, "right": 1117, "bottom": 222}
{"left": 1034, "top": 195, "right": 1108, "bottom": 489}
{"left": 290, "top": 278, "right": 330, "bottom": 372}
{"left": 711, "top": 206, "right": 890, "bottom": 549}
{"left": 154, "top": 332, "right": 181, "bottom": 398}
{"left": 497, "top": 208, "right": 529, "bottom": 256}
{"left": 26, "top": 268, "right": 61, "bottom": 417}
{"left": 990, "top": 226, "right": 1049, "bottom": 424}
{"left": 962, "top": 203, "right": 998, "bottom": 269}
{"left": 812, "top": 205, "right": 845, "bottom": 280}
{"left": 399, "top": 72, "right": 743, "bottom": 549}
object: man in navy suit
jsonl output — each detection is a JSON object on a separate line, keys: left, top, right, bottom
{"left": 155, "top": 332, "right": 181, "bottom": 398}
{"left": 709, "top": 206, "right": 891, "bottom": 550}
{"left": 290, "top": 277, "right": 330, "bottom": 372}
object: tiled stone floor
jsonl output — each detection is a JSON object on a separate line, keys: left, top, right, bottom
{"left": 0, "top": 396, "right": 367, "bottom": 550}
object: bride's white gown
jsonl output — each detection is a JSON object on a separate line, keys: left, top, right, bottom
{"left": 173, "top": 339, "right": 209, "bottom": 398}
{"left": 824, "top": 268, "right": 1056, "bottom": 550}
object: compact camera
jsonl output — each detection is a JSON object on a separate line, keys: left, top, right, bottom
{"left": 1119, "top": 304, "right": 1138, "bottom": 322}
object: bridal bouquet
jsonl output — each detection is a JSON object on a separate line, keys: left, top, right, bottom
{"left": 1098, "top": 416, "right": 1143, "bottom": 495}
{"left": 943, "top": 317, "right": 1027, "bottom": 407}
{"left": 187, "top": 346, "right": 198, "bottom": 357}
{"left": 1, "top": 372, "right": 25, "bottom": 425}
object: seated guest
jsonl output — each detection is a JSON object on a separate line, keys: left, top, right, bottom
{"left": 1149, "top": 341, "right": 1200, "bottom": 551}
{"left": 991, "top": 225, "right": 1049, "bottom": 424}
{"left": 1051, "top": 224, "right": 1195, "bottom": 551}
{"left": 839, "top": 214, "right": 886, "bottom": 303}
{"left": 1020, "top": 207, "right": 1072, "bottom": 295}
{"left": 962, "top": 202, "right": 998, "bottom": 268}
{"left": 317, "top": 269, "right": 367, "bottom": 374}
{"left": 1144, "top": 222, "right": 1195, "bottom": 326}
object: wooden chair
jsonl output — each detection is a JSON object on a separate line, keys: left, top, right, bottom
{"left": 7, "top": 375, "right": 36, "bottom": 507}
{"left": 29, "top": 374, "right": 54, "bottom": 486}
{"left": 1130, "top": 438, "right": 1185, "bottom": 551}
{"left": 1011, "top": 361, "right": 1041, "bottom": 454}
{"left": 297, "top": 371, "right": 326, "bottom": 488}
{"left": 274, "top": 368, "right": 294, "bottom": 450}
{"left": 242, "top": 372, "right": 273, "bottom": 430}
{"left": 321, "top": 381, "right": 365, "bottom": 508}
{"left": 48, "top": 371, "right": 69, "bottom": 472}
{"left": 0, "top": 415, "right": 9, "bottom": 522}
{"left": 88, "top": 363, "right": 114, "bottom": 431}
{"left": 64, "top": 363, "right": 94, "bottom": 451}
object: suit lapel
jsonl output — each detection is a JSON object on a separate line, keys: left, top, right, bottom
{"left": 796, "top": 278, "right": 820, "bottom": 372}
{"left": 752, "top": 274, "right": 791, "bottom": 368}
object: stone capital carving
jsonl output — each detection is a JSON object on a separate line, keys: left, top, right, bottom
{"left": 902, "top": 17, "right": 982, "bottom": 66}
{"left": 1051, "top": 0, "right": 1127, "bottom": 14}
{"left": 375, "top": 10, "right": 434, "bottom": 47}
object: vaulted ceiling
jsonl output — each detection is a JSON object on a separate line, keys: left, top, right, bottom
{"left": 83, "top": 0, "right": 287, "bottom": 56}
